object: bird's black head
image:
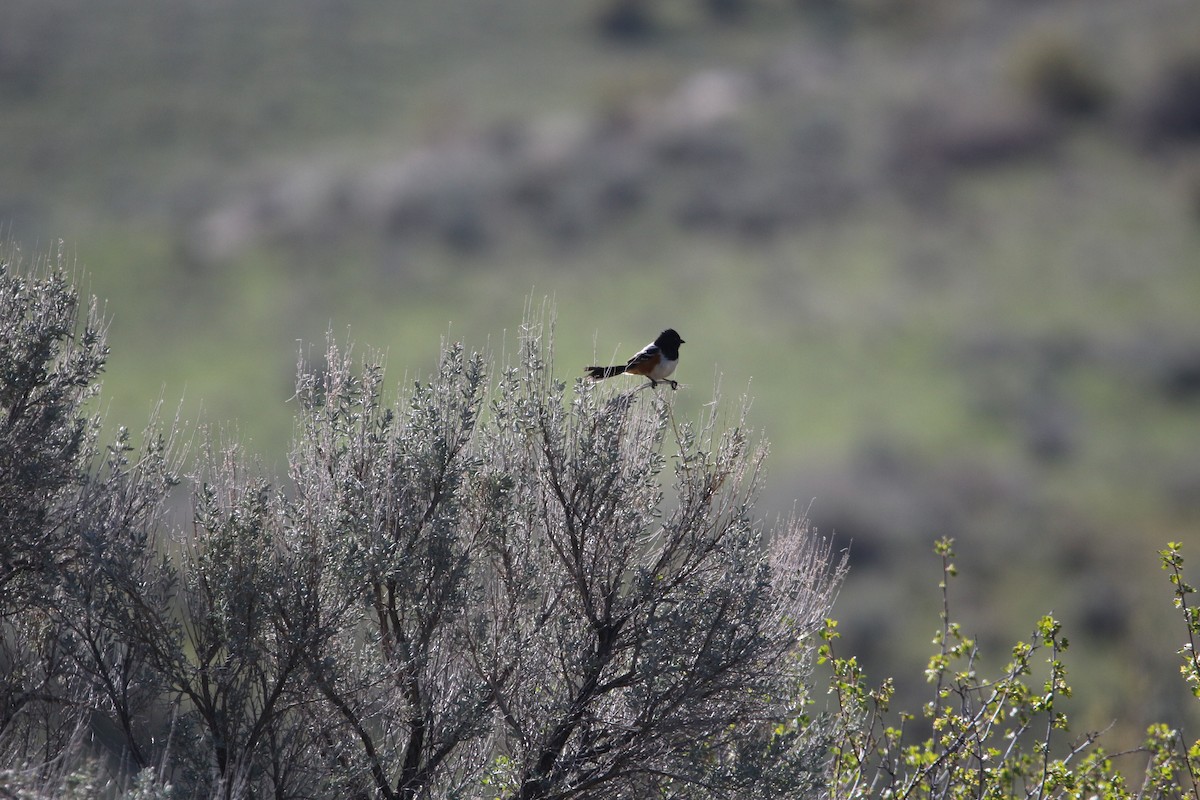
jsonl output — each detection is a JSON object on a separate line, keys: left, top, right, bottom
{"left": 657, "top": 329, "right": 685, "bottom": 348}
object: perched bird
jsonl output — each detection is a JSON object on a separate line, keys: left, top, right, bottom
{"left": 586, "top": 329, "right": 685, "bottom": 390}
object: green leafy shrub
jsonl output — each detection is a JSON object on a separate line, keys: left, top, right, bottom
{"left": 821, "top": 538, "right": 1200, "bottom": 800}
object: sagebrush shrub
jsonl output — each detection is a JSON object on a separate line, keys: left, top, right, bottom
{"left": 0, "top": 252, "right": 844, "bottom": 799}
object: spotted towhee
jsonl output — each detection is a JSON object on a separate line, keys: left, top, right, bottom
{"left": 586, "top": 328, "right": 685, "bottom": 390}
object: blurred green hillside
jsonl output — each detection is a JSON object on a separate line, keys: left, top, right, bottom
{"left": 3, "top": 0, "right": 1200, "bottom": 745}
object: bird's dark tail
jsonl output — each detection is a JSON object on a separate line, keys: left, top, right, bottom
{"left": 585, "top": 365, "right": 626, "bottom": 380}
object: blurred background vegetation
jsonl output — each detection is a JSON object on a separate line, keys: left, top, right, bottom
{"left": 3, "top": 0, "right": 1199, "bottom": 748}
